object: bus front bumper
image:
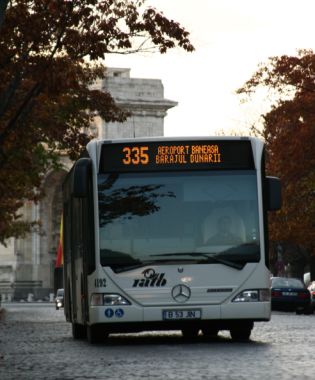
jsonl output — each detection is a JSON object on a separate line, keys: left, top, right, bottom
{"left": 88, "top": 301, "right": 271, "bottom": 329}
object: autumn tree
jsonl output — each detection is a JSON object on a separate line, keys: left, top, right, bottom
{"left": 237, "top": 49, "right": 315, "bottom": 278}
{"left": 0, "top": 0, "right": 194, "bottom": 243}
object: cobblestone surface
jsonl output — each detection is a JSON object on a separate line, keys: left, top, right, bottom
{"left": 1, "top": 303, "right": 315, "bottom": 379}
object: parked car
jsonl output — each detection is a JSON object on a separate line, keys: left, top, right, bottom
{"left": 307, "top": 281, "right": 315, "bottom": 309}
{"left": 271, "top": 277, "right": 312, "bottom": 314}
{"left": 55, "top": 288, "right": 64, "bottom": 310}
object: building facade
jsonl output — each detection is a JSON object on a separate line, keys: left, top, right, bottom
{"left": 0, "top": 68, "right": 177, "bottom": 301}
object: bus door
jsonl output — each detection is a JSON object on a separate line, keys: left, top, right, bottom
{"left": 70, "top": 197, "right": 82, "bottom": 323}
{"left": 82, "top": 163, "right": 96, "bottom": 323}
{"left": 81, "top": 196, "right": 92, "bottom": 324}
{"left": 71, "top": 196, "right": 93, "bottom": 325}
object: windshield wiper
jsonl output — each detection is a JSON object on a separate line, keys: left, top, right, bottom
{"left": 113, "top": 262, "right": 154, "bottom": 273}
{"left": 111, "top": 250, "right": 247, "bottom": 273}
{"left": 205, "top": 254, "right": 244, "bottom": 270}
{"left": 113, "top": 258, "right": 198, "bottom": 273}
{"left": 150, "top": 252, "right": 245, "bottom": 270}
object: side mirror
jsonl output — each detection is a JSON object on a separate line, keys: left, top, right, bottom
{"left": 266, "top": 176, "right": 281, "bottom": 211}
{"left": 72, "top": 158, "right": 92, "bottom": 198}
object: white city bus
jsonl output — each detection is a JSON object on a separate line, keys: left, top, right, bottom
{"left": 62, "top": 137, "right": 281, "bottom": 343}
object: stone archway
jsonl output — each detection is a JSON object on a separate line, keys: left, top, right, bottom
{"left": 38, "top": 168, "right": 68, "bottom": 292}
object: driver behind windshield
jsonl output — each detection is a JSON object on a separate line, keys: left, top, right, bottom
{"left": 206, "top": 215, "right": 243, "bottom": 245}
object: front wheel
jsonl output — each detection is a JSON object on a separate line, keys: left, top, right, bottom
{"left": 87, "top": 325, "right": 109, "bottom": 344}
{"left": 72, "top": 323, "right": 87, "bottom": 339}
{"left": 181, "top": 327, "right": 200, "bottom": 339}
{"left": 230, "top": 327, "right": 252, "bottom": 342}
{"left": 303, "top": 305, "right": 314, "bottom": 315}
{"left": 202, "top": 327, "right": 219, "bottom": 339}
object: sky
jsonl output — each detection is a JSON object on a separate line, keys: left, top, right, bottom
{"left": 106, "top": 0, "right": 315, "bottom": 137}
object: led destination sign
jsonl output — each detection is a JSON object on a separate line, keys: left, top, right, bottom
{"left": 100, "top": 140, "right": 254, "bottom": 172}
{"left": 154, "top": 144, "right": 221, "bottom": 164}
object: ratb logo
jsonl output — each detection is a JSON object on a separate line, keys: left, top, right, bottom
{"left": 132, "top": 268, "right": 167, "bottom": 287}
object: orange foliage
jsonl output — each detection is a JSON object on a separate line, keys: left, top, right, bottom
{"left": 238, "top": 50, "right": 315, "bottom": 255}
{"left": 0, "top": 0, "right": 194, "bottom": 243}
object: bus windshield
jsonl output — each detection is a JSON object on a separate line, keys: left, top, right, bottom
{"left": 98, "top": 170, "right": 260, "bottom": 272}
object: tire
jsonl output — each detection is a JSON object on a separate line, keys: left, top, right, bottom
{"left": 303, "top": 305, "right": 314, "bottom": 315}
{"left": 202, "top": 327, "right": 219, "bottom": 339}
{"left": 181, "top": 327, "right": 200, "bottom": 339}
{"left": 87, "top": 325, "right": 108, "bottom": 344}
{"left": 56, "top": 306, "right": 59, "bottom": 310}
{"left": 230, "top": 327, "right": 252, "bottom": 342}
{"left": 72, "top": 323, "right": 87, "bottom": 339}
{"left": 230, "top": 322, "right": 254, "bottom": 342}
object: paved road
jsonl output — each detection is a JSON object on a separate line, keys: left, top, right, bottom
{"left": 0, "top": 303, "right": 314, "bottom": 379}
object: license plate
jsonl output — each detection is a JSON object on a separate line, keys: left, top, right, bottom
{"left": 282, "top": 292, "right": 297, "bottom": 296}
{"left": 163, "top": 309, "right": 201, "bottom": 320}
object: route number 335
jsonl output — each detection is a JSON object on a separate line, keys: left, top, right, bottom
{"left": 122, "top": 146, "right": 149, "bottom": 165}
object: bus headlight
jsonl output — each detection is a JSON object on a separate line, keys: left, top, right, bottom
{"left": 91, "top": 293, "right": 131, "bottom": 306}
{"left": 232, "top": 289, "right": 270, "bottom": 302}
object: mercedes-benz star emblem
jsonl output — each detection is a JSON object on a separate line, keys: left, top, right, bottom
{"left": 171, "top": 284, "right": 191, "bottom": 303}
